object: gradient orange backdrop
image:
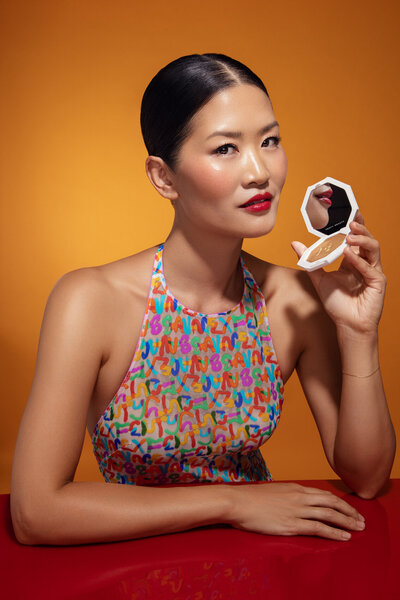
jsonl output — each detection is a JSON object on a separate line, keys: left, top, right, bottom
{"left": 1, "top": 0, "right": 399, "bottom": 493}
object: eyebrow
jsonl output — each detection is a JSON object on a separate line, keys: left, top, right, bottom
{"left": 205, "top": 120, "right": 280, "bottom": 140}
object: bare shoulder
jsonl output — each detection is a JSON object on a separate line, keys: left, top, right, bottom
{"left": 241, "top": 250, "right": 322, "bottom": 317}
{"left": 49, "top": 245, "right": 157, "bottom": 313}
{"left": 43, "top": 246, "right": 158, "bottom": 358}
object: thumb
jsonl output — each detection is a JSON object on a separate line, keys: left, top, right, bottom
{"left": 291, "top": 240, "right": 325, "bottom": 290}
{"left": 291, "top": 240, "right": 308, "bottom": 259}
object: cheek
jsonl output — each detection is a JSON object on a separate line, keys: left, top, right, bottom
{"left": 275, "top": 149, "right": 288, "bottom": 186}
{"left": 181, "top": 159, "right": 236, "bottom": 201}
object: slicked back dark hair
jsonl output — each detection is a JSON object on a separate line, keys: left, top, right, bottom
{"left": 140, "top": 53, "right": 270, "bottom": 171}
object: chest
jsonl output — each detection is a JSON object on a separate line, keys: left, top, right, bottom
{"left": 88, "top": 289, "right": 298, "bottom": 438}
{"left": 92, "top": 304, "right": 284, "bottom": 486}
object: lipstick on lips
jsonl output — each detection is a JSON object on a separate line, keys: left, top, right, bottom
{"left": 315, "top": 186, "right": 333, "bottom": 207}
{"left": 239, "top": 192, "right": 273, "bottom": 213}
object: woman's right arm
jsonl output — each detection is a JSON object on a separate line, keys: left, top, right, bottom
{"left": 10, "top": 270, "right": 365, "bottom": 546}
{"left": 10, "top": 269, "right": 234, "bottom": 545}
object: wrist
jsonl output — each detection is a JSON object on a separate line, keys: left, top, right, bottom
{"left": 336, "top": 325, "right": 378, "bottom": 347}
{"left": 219, "top": 483, "right": 251, "bottom": 526}
{"left": 216, "top": 484, "right": 239, "bottom": 525}
{"left": 342, "top": 365, "right": 380, "bottom": 378}
{"left": 336, "top": 328, "right": 380, "bottom": 375}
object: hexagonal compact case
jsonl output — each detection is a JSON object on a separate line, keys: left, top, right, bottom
{"left": 297, "top": 176, "right": 359, "bottom": 272}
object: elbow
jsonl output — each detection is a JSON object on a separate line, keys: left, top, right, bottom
{"left": 11, "top": 501, "right": 40, "bottom": 545}
{"left": 334, "top": 442, "right": 396, "bottom": 501}
{"left": 354, "top": 487, "right": 380, "bottom": 500}
{"left": 353, "top": 455, "right": 396, "bottom": 500}
{"left": 333, "top": 466, "right": 391, "bottom": 500}
{"left": 352, "top": 475, "right": 392, "bottom": 500}
{"left": 14, "top": 526, "right": 38, "bottom": 546}
{"left": 341, "top": 473, "right": 391, "bottom": 500}
{"left": 10, "top": 494, "right": 52, "bottom": 546}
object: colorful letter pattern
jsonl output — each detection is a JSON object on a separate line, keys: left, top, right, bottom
{"left": 91, "top": 244, "right": 284, "bottom": 484}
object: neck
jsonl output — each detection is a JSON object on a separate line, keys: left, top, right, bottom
{"left": 162, "top": 223, "right": 244, "bottom": 314}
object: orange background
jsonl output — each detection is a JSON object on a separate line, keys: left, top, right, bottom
{"left": 1, "top": 0, "right": 399, "bottom": 493}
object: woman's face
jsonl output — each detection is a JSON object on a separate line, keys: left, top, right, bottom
{"left": 306, "top": 184, "right": 333, "bottom": 230}
{"left": 168, "top": 84, "right": 288, "bottom": 239}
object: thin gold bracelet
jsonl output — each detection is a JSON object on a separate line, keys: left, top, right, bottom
{"left": 342, "top": 366, "right": 380, "bottom": 378}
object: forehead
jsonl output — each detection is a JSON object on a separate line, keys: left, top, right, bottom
{"left": 188, "top": 84, "right": 275, "bottom": 138}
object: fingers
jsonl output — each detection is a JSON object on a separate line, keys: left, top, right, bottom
{"left": 343, "top": 246, "right": 386, "bottom": 291}
{"left": 302, "top": 489, "right": 362, "bottom": 517}
{"left": 231, "top": 483, "right": 367, "bottom": 542}
{"left": 296, "top": 519, "right": 353, "bottom": 541}
{"left": 353, "top": 210, "right": 365, "bottom": 226}
{"left": 296, "top": 486, "right": 364, "bottom": 520}
{"left": 291, "top": 241, "right": 308, "bottom": 258}
{"left": 346, "top": 236, "right": 381, "bottom": 271}
{"left": 350, "top": 217, "right": 370, "bottom": 237}
{"left": 290, "top": 243, "right": 326, "bottom": 290}
{"left": 292, "top": 486, "right": 366, "bottom": 540}
{"left": 344, "top": 218, "right": 386, "bottom": 288}
{"left": 347, "top": 232, "right": 379, "bottom": 254}
{"left": 303, "top": 506, "right": 365, "bottom": 531}
{"left": 346, "top": 221, "right": 382, "bottom": 269}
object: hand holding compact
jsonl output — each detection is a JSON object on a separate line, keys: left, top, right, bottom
{"left": 293, "top": 209, "right": 387, "bottom": 335}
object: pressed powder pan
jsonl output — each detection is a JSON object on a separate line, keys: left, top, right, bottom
{"left": 297, "top": 177, "right": 359, "bottom": 272}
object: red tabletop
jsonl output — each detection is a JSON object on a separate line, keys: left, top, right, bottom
{"left": 2, "top": 479, "right": 399, "bottom": 599}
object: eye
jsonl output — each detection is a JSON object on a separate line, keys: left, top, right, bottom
{"left": 262, "top": 135, "right": 282, "bottom": 148}
{"left": 214, "top": 143, "right": 236, "bottom": 155}
{"left": 214, "top": 136, "right": 282, "bottom": 155}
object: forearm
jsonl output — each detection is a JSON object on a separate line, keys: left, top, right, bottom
{"left": 13, "top": 480, "right": 233, "bottom": 546}
{"left": 333, "top": 329, "right": 396, "bottom": 497}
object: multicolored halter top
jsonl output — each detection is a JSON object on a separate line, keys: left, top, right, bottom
{"left": 91, "top": 244, "right": 284, "bottom": 485}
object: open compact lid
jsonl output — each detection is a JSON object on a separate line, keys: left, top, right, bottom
{"left": 297, "top": 176, "right": 359, "bottom": 272}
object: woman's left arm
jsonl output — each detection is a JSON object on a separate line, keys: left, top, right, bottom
{"left": 292, "top": 212, "right": 396, "bottom": 499}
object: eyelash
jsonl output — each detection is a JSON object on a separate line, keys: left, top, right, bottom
{"left": 214, "top": 136, "right": 282, "bottom": 155}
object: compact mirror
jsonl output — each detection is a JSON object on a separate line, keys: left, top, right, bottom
{"left": 297, "top": 176, "right": 359, "bottom": 271}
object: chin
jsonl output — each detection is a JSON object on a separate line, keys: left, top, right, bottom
{"left": 241, "top": 216, "right": 277, "bottom": 239}
{"left": 243, "top": 226, "right": 275, "bottom": 239}
{"left": 203, "top": 211, "right": 278, "bottom": 239}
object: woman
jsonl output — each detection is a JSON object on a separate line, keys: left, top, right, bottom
{"left": 11, "top": 53, "right": 395, "bottom": 546}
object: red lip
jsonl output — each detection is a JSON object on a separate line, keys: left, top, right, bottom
{"left": 242, "top": 200, "right": 271, "bottom": 213}
{"left": 316, "top": 187, "right": 333, "bottom": 199}
{"left": 318, "top": 197, "right": 332, "bottom": 207}
{"left": 240, "top": 192, "right": 273, "bottom": 208}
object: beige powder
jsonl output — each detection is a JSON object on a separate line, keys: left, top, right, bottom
{"left": 307, "top": 233, "right": 346, "bottom": 262}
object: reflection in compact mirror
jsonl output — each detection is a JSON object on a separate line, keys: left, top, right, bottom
{"left": 306, "top": 183, "right": 352, "bottom": 234}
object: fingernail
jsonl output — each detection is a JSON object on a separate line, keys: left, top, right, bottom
{"left": 342, "top": 532, "right": 351, "bottom": 540}
{"left": 358, "top": 514, "right": 365, "bottom": 521}
{"left": 356, "top": 521, "right": 365, "bottom": 530}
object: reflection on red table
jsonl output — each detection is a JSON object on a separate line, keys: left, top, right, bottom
{"left": 2, "top": 480, "right": 399, "bottom": 599}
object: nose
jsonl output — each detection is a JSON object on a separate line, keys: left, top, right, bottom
{"left": 242, "top": 149, "right": 270, "bottom": 186}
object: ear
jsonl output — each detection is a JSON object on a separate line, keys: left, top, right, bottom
{"left": 145, "top": 156, "right": 179, "bottom": 201}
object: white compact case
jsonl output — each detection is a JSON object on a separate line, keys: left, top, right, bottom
{"left": 297, "top": 176, "right": 359, "bottom": 272}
